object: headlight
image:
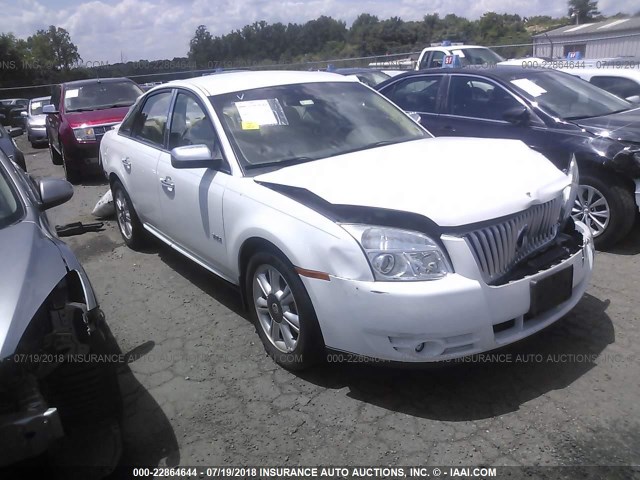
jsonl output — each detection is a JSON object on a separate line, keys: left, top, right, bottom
{"left": 560, "top": 155, "right": 579, "bottom": 222}
{"left": 73, "top": 126, "right": 96, "bottom": 142}
{"left": 342, "top": 224, "right": 452, "bottom": 281}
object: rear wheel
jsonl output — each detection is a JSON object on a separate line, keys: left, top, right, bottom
{"left": 60, "top": 144, "right": 81, "bottom": 184}
{"left": 111, "top": 179, "right": 147, "bottom": 249}
{"left": 572, "top": 171, "right": 636, "bottom": 249}
{"left": 246, "top": 251, "right": 325, "bottom": 371}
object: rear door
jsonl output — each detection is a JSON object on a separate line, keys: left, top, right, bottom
{"left": 117, "top": 89, "right": 174, "bottom": 227}
{"left": 379, "top": 74, "right": 445, "bottom": 133}
{"left": 46, "top": 85, "right": 62, "bottom": 152}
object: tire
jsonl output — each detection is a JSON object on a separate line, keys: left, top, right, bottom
{"left": 246, "top": 251, "right": 325, "bottom": 370}
{"left": 111, "top": 179, "right": 148, "bottom": 249}
{"left": 49, "top": 140, "right": 63, "bottom": 165}
{"left": 572, "top": 171, "right": 636, "bottom": 250}
{"left": 60, "top": 143, "right": 81, "bottom": 184}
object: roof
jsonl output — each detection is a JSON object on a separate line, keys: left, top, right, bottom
{"left": 62, "top": 77, "right": 134, "bottom": 87}
{"left": 422, "top": 45, "right": 485, "bottom": 50}
{"left": 30, "top": 96, "right": 50, "bottom": 102}
{"left": 375, "top": 65, "right": 573, "bottom": 89}
{"left": 162, "top": 70, "right": 356, "bottom": 96}
{"left": 534, "top": 17, "right": 640, "bottom": 38}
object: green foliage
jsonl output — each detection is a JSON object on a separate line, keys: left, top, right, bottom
{"left": 568, "top": 0, "right": 600, "bottom": 23}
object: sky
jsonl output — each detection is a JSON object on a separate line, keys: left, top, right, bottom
{"left": 0, "top": 0, "right": 636, "bottom": 63}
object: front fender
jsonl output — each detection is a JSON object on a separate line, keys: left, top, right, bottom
{"left": 223, "top": 180, "right": 373, "bottom": 283}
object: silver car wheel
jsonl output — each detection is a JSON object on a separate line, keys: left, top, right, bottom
{"left": 572, "top": 185, "right": 610, "bottom": 238}
{"left": 114, "top": 188, "right": 133, "bottom": 240}
{"left": 252, "top": 264, "right": 300, "bottom": 353}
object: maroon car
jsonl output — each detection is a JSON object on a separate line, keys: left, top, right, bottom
{"left": 44, "top": 78, "right": 143, "bottom": 183}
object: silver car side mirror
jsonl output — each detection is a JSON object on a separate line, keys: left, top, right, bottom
{"left": 170, "top": 145, "right": 222, "bottom": 169}
{"left": 38, "top": 177, "right": 74, "bottom": 210}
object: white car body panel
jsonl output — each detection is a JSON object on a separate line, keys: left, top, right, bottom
{"left": 100, "top": 70, "right": 594, "bottom": 363}
{"left": 255, "top": 137, "right": 569, "bottom": 227}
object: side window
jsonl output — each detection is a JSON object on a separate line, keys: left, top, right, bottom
{"left": 132, "top": 91, "right": 172, "bottom": 147}
{"left": 384, "top": 76, "right": 443, "bottom": 113}
{"left": 428, "top": 51, "right": 445, "bottom": 68}
{"left": 169, "top": 92, "right": 219, "bottom": 156}
{"left": 590, "top": 76, "right": 640, "bottom": 99}
{"left": 51, "top": 85, "right": 61, "bottom": 109}
{"left": 448, "top": 76, "right": 521, "bottom": 121}
{"left": 119, "top": 100, "right": 141, "bottom": 136}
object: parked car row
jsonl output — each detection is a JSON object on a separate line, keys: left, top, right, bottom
{"left": 6, "top": 63, "right": 636, "bottom": 468}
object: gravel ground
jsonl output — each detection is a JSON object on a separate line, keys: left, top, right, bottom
{"left": 17, "top": 134, "right": 640, "bottom": 475}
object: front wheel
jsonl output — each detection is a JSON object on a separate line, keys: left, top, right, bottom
{"left": 60, "top": 144, "right": 81, "bottom": 184}
{"left": 111, "top": 180, "right": 147, "bottom": 250}
{"left": 49, "top": 141, "right": 62, "bottom": 166}
{"left": 246, "top": 251, "right": 325, "bottom": 370}
{"left": 572, "top": 171, "right": 636, "bottom": 249}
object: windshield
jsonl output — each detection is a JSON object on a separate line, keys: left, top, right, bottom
{"left": 455, "top": 48, "right": 504, "bottom": 66}
{"left": 209, "top": 81, "right": 428, "bottom": 172}
{"left": 29, "top": 98, "right": 51, "bottom": 115}
{"left": 0, "top": 163, "right": 24, "bottom": 229}
{"left": 506, "top": 70, "right": 632, "bottom": 119}
{"left": 64, "top": 81, "right": 143, "bottom": 112}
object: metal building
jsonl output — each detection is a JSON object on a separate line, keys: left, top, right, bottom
{"left": 533, "top": 17, "right": 640, "bottom": 59}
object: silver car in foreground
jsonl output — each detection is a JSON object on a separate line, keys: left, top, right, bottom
{"left": 0, "top": 151, "right": 121, "bottom": 471}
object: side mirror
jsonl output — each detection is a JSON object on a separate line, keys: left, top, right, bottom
{"left": 503, "top": 106, "right": 529, "bottom": 126}
{"left": 38, "top": 177, "right": 74, "bottom": 210}
{"left": 20, "top": 111, "right": 28, "bottom": 117}
{"left": 625, "top": 95, "right": 640, "bottom": 104}
{"left": 170, "top": 145, "right": 222, "bottom": 169}
{"left": 407, "top": 111, "right": 422, "bottom": 124}
{"left": 8, "top": 127, "right": 23, "bottom": 138}
{"left": 42, "top": 104, "right": 58, "bottom": 114}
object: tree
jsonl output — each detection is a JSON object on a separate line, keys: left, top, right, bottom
{"left": 27, "top": 26, "right": 81, "bottom": 71}
{"left": 567, "top": 0, "right": 600, "bottom": 23}
{"left": 189, "top": 25, "right": 213, "bottom": 67}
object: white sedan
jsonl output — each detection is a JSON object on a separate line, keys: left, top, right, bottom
{"left": 100, "top": 71, "right": 594, "bottom": 370}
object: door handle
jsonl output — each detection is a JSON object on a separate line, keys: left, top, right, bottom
{"left": 121, "top": 157, "right": 131, "bottom": 170}
{"left": 160, "top": 176, "right": 174, "bottom": 192}
{"left": 442, "top": 125, "right": 456, "bottom": 132}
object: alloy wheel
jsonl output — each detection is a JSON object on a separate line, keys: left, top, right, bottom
{"left": 114, "top": 188, "right": 133, "bottom": 240}
{"left": 572, "top": 185, "right": 610, "bottom": 238}
{"left": 252, "top": 264, "right": 300, "bottom": 353}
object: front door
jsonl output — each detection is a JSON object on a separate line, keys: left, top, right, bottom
{"left": 156, "top": 90, "right": 230, "bottom": 275}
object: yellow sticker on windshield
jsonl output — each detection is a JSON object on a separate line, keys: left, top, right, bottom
{"left": 241, "top": 121, "right": 260, "bottom": 130}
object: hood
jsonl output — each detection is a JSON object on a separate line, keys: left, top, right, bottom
{"left": 28, "top": 114, "right": 46, "bottom": 126}
{"left": 0, "top": 221, "right": 68, "bottom": 359}
{"left": 254, "top": 137, "right": 570, "bottom": 227}
{"left": 576, "top": 107, "right": 640, "bottom": 145}
{"left": 65, "top": 106, "right": 130, "bottom": 128}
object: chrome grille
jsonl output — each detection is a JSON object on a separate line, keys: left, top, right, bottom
{"left": 464, "top": 196, "right": 563, "bottom": 284}
{"left": 93, "top": 124, "right": 116, "bottom": 142}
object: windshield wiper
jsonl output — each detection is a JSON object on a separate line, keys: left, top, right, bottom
{"left": 245, "top": 156, "right": 317, "bottom": 170}
{"left": 94, "top": 103, "right": 133, "bottom": 110}
{"left": 66, "top": 108, "right": 96, "bottom": 112}
{"left": 566, "top": 108, "right": 632, "bottom": 121}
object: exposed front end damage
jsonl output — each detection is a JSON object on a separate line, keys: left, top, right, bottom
{"left": 0, "top": 270, "right": 120, "bottom": 468}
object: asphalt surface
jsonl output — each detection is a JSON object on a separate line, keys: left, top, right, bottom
{"left": 17, "top": 134, "right": 640, "bottom": 473}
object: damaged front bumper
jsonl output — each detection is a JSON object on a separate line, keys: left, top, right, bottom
{"left": 0, "top": 406, "right": 64, "bottom": 466}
